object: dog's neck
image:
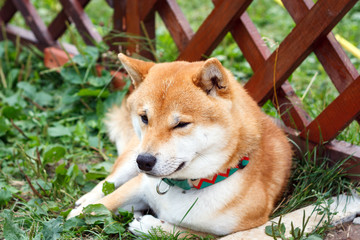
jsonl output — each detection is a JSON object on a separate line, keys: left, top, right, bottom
{"left": 158, "top": 156, "right": 249, "bottom": 193}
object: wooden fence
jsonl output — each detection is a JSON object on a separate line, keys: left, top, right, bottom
{"left": 0, "top": 0, "right": 359, "bottom": 176}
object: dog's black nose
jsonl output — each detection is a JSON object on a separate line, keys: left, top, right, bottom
{"left": 136, "top": 154, "right": 157, "bottom": 171}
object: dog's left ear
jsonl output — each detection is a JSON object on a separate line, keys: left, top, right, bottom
{"left": 118, "top": 53, "right": 155, "bottom": 88}
{"left": 194, "top": 58, "right": 229, "bottom": 96}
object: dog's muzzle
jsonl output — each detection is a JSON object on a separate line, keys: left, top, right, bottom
{"left": 136, "top": 153, "right": 157, "bottom": 171}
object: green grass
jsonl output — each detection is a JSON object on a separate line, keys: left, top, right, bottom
{"left": 1, "top": 0, "right": 360, "bottom": 239}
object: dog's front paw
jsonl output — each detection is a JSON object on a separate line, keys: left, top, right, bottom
{"left": 75, "top": 190, "right": 104, "bottom": 208}
{"left": 66, "top": 205, "right": 85, "bottom": 220}
{"left": 129, "top": 215, "right": 165, "bottom": 236}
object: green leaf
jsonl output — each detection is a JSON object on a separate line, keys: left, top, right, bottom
{"left": 82, "top": 46, "right": 99, "bottom": 63}
{"left": 88, "top": 74, "right": 110, "bottom": 87}
{"left": 3, "top": 91, "right": 27, "bottom": 107}
{"left": 82, "top": 204, "right": 112, "bottom": 225}
{"left": 265, "top": 225, "right": 275, "bottom": 237}
{"left": 72, "top": 55, "right": 87, "bottom": 67}
{"left": 34, "top": 91, "right": 53, "bottom": 106}
{"left": 88, "top": 135, "right": 99, "bottom": 148}
{"left": 48, "top": 125, "right": 72, "bottom": 137}
{"left": 2, "top": 106, "right": 22, "bottom": 119}
{"left": 117, "top": 209, "right": 134, "bottom": 225}
{"left": 63, "top": 216, "right": 86, "bottom": 231}
{"left": 60, "top": 67, "right": 84, "bottom": 85}
{"left": 96, "top": 100, "right": 105, "bottom": 118}
{"left": 305, "top": 234, "right": 323, "bottom": 240}
{"left": 44, "top": 146, "right": 66, "bottom": 164}
{"left": 279, "top": 223, "right": 286, "bottom": 235}
{"left": 77, "top": 88, "right": 109, "bottom": 98}
{"left": 102, "top": 181, "right": 115, "bottom": 196}
{"left": 103, "top": 218, "right": 125, "bottom": 234}
{"left": 265, "top": 223, "right": 282, "bottom": 237}
{"left": 85, "top": 171, "right": 107, "bottom": 181}
{"left": 54, "top": 163, "right": 70, "bottom": 186}
{"left": 0, "top": 187, "right": 12, "bottom": 206}
{"left": 2, "top": 209, "right": 27, "bottom": 240}
{"left": 55, "top": 163, "right": 67, "bottom": 175}
{"left": 17, "top": 81, "right": 36, "bottom": 98}
{"left": 7, "top": 68, "right": 20, "bottom": 89}
{"left": 72, "top": 46, "right": 98, "bottom": 66}
{"left": 103, "top": 90, "right": 127, "bottom": 111}
{"left": 41, "top": 217, "right": 63, "bottom": 240}
{"left": 0, "top": 117, "right": 9, "bottom": 136}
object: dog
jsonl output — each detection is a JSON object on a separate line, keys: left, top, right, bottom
{"left": 67, "top": 54, "right": 292, "bottom": 237}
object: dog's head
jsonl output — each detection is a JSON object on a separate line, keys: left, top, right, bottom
{"left": 118, "top": 54, "right": 260, "bottom": 179}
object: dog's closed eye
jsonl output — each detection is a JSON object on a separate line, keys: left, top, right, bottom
{"left": 174, "top": 122, "right": 190, "bottom": 129}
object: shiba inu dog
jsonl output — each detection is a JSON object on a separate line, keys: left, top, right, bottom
{"left": 67, "top": 54, "right": 292, "bottom": 237}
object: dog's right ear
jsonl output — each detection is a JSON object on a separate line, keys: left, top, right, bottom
{"left": 118, "top": 53, "right": 155, "bottom": 88}
{"left": 194, "top": 58, "right": 229, "bottom": 97}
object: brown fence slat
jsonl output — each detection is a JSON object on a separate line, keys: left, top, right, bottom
{"left": 276, "top": 81, "right": 312, "bottom": 130}
{"left": 59, "top": 0, "right": 102, "bottom": 45}
{"left": 125, "top": 0, "right": 140, "bottom": 36}
{"left": 107, "top": 0, "right": 126, "bottom": 52}
{"left": 12, "top": 0, "right": 54, "bottom": 45}
{"left": 231, "top": 13, "right": 270, "bottom": 69}
{"left": 140, "top": 10, "right": 156, "bottom": 60}
{"left": 4, "top": 24, "right": 78, "bottom": 54}
{"left": 0, "top": 0, "right": 17, "bottom": 24}
{"left": 48, "top": 0, "right": 91, "bottom": 40}
{"left": 315, "top": 33, "right": 360, "bottom": 91}
{"left": 245, "top": 0, "right": 358, "bottom": 105}
{"left": 139, "top": 0, "right": 158, "bottom": 20}
{"left": 113, "top": 0, "right": 126, "bottom": 32}
{"left": 300, "top": 76, "right": 360, "bottom": 143}
{"left": 4, "top": 24, "right": 38, "bottom": 45}
{"left": 125, "top": 0, "right": 141, "bottom": 53}
{"left": 157, "top": 0, "right": 193, "bottom": 52}
{"left": 177, "top": 0, "right": 252, "bottom": 61}
{"left": 109, "top": 0, "right": 157, "bottom": 53}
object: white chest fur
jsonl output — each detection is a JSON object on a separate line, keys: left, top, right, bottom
{"left": 141, "top": 172, "right": 245, "bottom": 235}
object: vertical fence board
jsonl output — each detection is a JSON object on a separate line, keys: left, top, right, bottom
{"left": 140, "top": 10, "right": 156, "bottom": 60}
{"left": 139, "top": 0, "right": 158, "bottom": 20}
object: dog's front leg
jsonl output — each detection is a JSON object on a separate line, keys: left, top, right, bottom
{"left": 74, "top": 156, "right": 137, "bottom": 207}
{"left": 96, "top": 173, "right": 147, "bottom": 212}
{"left": 68, "top": 174, "right": 146, "bottom": 219}
{"left": 70, "top": 139, "right": 139, "bottom": 217}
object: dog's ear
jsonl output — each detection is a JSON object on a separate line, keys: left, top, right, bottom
{"left": 118, "top": 53, "right": 155, "bottom": 88}
{"left": 194, "top": 58, "right": 229, "bottom": 96}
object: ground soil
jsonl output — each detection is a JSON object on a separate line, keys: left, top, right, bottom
{"left": 325, "top": 222, "right": 360, "bottom": 240}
